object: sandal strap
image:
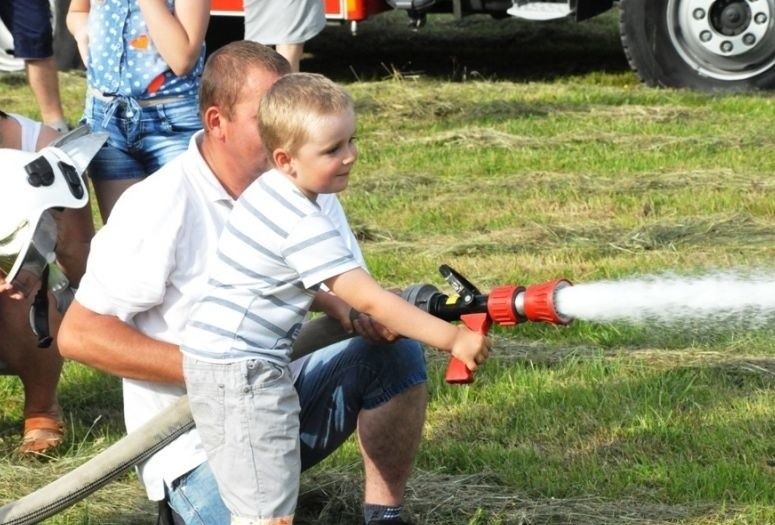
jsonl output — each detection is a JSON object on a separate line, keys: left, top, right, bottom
{"left": 23, "top": 416, "right": 64, "bottom": 434}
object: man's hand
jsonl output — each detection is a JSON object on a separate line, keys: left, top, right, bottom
{"left": 348, "top": 308, "right": 400, "bottom": 345}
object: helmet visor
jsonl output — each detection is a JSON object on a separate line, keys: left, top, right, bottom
{"left": 0, "top": 212, "right": 57, "bottom": 285}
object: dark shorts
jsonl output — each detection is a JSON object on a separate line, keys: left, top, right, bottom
{"left": 0, "top": 0, "right": 53, "bottom": 60}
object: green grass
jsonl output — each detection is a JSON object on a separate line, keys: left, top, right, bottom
{"left": 2, "top": 9, "right": 775, "bottom": 524}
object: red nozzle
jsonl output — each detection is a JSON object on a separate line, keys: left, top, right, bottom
{"left": 521, "top": 279, "right": 573, "bottom": 325}
{"left": 487, "top": 285, "right": 522, "bottom": 326}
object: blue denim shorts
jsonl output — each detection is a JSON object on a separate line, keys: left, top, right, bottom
{"left": 83, "top": 94, "right": 201, "bottom": 181}
{"left": 0, "top": 0, "right": 53, "bottom": 59}
{"left": 167, "top": 336, "right": 427, "bottom": 524}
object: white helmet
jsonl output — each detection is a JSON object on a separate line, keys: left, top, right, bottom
{"left": 0, "top": 126, "right": 107, "bottom": 284}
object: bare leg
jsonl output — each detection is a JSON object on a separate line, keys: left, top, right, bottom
{"left": 0, "top": 290, "right": 65, "bottom": 453}
{"left": 357, "top": 384, "right": 427, "bottom": 505}
{"left": 92, "top": 178, "right": 141, "bottom": 223}
{"left": 25, "top": 57, "right": 66, "bottom": 128}
{"left": 275, "top": 43, "right": 305, "bottom": 72}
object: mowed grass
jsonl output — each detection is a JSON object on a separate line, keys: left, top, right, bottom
{"left": 2, "top": 9, "right": 775, "bottom": 525}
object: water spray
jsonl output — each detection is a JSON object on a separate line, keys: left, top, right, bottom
{"left": 402, "top": 264, "right": 573, "bottom": 384}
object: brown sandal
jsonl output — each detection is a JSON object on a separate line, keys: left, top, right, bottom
{"left": 19, "top": 415, "right": 65, "bottom": 455}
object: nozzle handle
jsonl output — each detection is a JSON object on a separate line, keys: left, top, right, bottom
{"left": 445, "top": 312, "right": 491, "bottom": 384}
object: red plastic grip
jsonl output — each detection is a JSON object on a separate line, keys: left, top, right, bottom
{"left": 445, "top": 312, "right": 491, "bottom": 384}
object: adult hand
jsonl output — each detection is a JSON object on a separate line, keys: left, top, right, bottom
{"left": 0, "top": 269, "right": 38, "bottom": 300}
{"left": 348, "top": 307, "right": 400, "bottom": 345}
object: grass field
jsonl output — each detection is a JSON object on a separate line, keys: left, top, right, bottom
{"left": 2, "top": 9, "right": 775, "bottom": 525}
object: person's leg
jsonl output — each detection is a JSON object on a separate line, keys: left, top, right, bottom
{"left": 294, "top": 337, "right": 427, "bottom": 522}
{"left": 275, "top": 43, "right": 304, "bottom": 72}
{"left": 0, "top": 289, "right": 65, "bottom": 454}
{"left": 167, "top": 338, "right": 426, "bottom": 525}
{"left": 165, "top": 462, "right": 230, "bottom": 525}
{"left": 91, "top": 179, "right": 141, "bottom": 223}
{"left": 9, "top": 0, "right": 67, "bottom": 130}
{"left": 184, "top": 357, "right": 300, "bottom": 523}
{"left": 358, "top": 384, "right": 426, "bottom": 506}
{"left": 83, "top": 96, "right": 147, "bottom": 222}
{"left": 26, "top": 57, "right": 67, "bottom": 131}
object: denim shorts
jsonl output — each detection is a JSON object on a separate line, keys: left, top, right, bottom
{"left": 83, "top": 94, "right": 201, "bottom": 181}
{"left": 167, "top": 336, "right": 427, "bottom": 524}
{"left": 0, "top": 0, "right": 53, "bottom": 59}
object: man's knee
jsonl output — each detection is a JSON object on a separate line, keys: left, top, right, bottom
{"left": 361, "top": 339, "right": 427, "bottom": 410}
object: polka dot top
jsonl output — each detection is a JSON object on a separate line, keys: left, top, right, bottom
{"left": 86, "top": 0, "right": 204, "bottom": 100}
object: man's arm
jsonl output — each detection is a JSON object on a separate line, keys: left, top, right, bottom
{"left": 58, "top": 300, "right": 183, "bottom": 384}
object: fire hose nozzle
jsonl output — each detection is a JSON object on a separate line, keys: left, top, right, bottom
{"left": 515, "top": 279, "right": 574, "bottom": 325}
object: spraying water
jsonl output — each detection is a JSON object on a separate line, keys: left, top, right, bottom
{"left": 554, "top": 271, "right": 775, "bottom": 328}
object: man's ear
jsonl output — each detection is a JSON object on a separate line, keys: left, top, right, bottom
{"left": 273, "top": 149, "right": 293, "bottom": 173}
{"left": 202, "top": 106, "right": 223, "bottom": 138}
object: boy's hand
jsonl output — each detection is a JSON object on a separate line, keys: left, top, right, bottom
{"left": 450, "top": 327, "right": 491, "bottom": 372}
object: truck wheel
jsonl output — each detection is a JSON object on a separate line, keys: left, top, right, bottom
{"left": 619, "top": 0, "right": 775, "bottom": 91}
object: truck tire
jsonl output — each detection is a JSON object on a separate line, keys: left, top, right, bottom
{"left": 619, "top": 0, "right": 775, "bottom": 91}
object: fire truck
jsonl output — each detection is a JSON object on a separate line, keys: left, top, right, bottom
{"left": 210, "top": 0, "right": 775, "bottom": 92}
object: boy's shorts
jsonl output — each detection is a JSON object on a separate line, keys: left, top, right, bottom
{"left": 168, "top": 337, "right": 427, "bottom": 524}
{"left": 183, "top": 356, "right": 301, "bottom": 520}
{"left": 0, "top": 0, "right": 54, "bottom": 60}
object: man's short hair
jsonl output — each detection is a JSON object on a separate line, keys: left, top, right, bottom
{"left": 258, "top": 73, "right": 354, "bottom": 156}
{"left": 199, "top": 41, "right": 292, "bottom": 120}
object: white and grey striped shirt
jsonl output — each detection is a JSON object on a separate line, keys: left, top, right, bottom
{"left": 182, "top": 169, "right": 360, "bottom": 364}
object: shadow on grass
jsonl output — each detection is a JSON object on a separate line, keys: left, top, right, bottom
{"left": 207, "top": 10, "right": 631, "bottom": 84}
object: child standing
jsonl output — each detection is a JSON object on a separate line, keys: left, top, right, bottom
{"left": 181, "top": 73, "right": 491, "bottom": 524}
{"left": 66, "top": 0, "right": 210, "bottom": 222}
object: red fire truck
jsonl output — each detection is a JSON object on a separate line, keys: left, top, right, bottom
{"left": 210, "top": 0, "right": 775, "bottom": 92}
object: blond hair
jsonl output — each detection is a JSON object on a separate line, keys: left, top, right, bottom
{"left": 258, "top": 73, "right": 354, "bottom": 156}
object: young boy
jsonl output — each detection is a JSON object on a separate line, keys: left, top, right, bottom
{"left": 181, "top": 73, "right": 491, "bottom": 524}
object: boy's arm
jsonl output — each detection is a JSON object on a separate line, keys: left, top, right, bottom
{"left": 325, "top": 268, "right": 490, "bottom": 371}
{"left": 311, "top": 289, "right": 399, "bottom": 343}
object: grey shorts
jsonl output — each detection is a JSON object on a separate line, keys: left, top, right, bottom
{"left": 183, "top": 356, "right": 301, "bottom": 521}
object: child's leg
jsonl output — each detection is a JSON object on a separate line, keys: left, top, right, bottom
{"left": 184, "top": 356, "right": 301, "bottom": 522}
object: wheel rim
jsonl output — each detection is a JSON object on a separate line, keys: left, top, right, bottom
{"left": 667, "top": 0, "right": 775, "bottom": 81}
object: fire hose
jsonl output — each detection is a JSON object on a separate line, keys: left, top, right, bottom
{"left": 0, "top": 265, "right": 572, "bottom": 524}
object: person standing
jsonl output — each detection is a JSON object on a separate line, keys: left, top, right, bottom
{"left": 243, "top": 0, "right": 325, "bottom": 72}
{"left": 58, "top": 41, "right": 428, "bottom": 525}
{"left": 66, "top": 0, "right": 210, "bottom": 222}
{"left": 0, "top": 0, "right": 69, "bottom": 134}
